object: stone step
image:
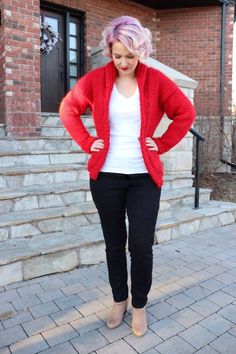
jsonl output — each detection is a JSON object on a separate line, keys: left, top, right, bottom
{"left": 0, "top": 158, "right": 193, "bottom": 190}
{"left": 0, "top": 199, "right": 235, "bottom": 285}
{"left": 41, "top": 114, "right": 95, "bottom": 137}
{"left": 0, "top": 163, "right": 88, "bottom": 189}
{"left": 0, "top": 136, "right": 80, "bottom": 151}
{"left": 0, "top": 201, "right": 98, "bottom": 241}
{"left": 0, "top": 181, "right": 211, "bottom": 214}
{"left": 0, "top": 149, "right": 87, "bottom": 167}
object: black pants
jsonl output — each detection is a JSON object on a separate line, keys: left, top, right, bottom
{"left": 90, "top": 172, "right": 161, "bottom": 308}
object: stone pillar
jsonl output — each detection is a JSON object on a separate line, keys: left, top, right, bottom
{"left": 0, "top": 0, "right": 41, "bottom": 136}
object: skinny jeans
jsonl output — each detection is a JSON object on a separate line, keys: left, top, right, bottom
{"left": 90, "top": 172, "right": 161, "bottom": 308}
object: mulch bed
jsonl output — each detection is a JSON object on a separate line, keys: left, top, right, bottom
{"left": 198, "top": 172, "right": 236, "bottom": 203}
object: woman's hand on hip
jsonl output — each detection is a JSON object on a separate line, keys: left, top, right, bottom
{"left": 91, "top": 139, "right": 104, "bottom": 152}
{"left": 146, "top": 137, "right": 158, "bottom": 151}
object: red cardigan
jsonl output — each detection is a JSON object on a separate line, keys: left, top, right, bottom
{"left": 59, "top": 61, "right": 196, "bottom": 187}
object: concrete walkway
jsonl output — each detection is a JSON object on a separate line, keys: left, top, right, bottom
{"left": 0, "top": 223, "right": 236, "bottom": 354}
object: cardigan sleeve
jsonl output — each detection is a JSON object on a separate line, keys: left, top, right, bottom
{"left": 59, "top": 74, "right": 97, "bottom": 154}
{"left": 153, "top": 72, "right": 196, "bottom": 155}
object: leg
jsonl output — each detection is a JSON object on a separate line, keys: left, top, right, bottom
{"left": 126, "top": 174, "right": 161, "bottom": 308}
{"left": 90, "top": 173, "right": 128, "bottom": 302}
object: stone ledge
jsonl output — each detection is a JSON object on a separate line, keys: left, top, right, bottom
{"left": 0, "top": 224, "right": 104, "bottom": 265}
{"left": 0, "top": 201, "right": 96, "bottom": 227}
{"left": 0, "top": 163, "right": 86, "bottom": 176}
{"left": 0, "top": 149, "right": 83, "bottom": 156}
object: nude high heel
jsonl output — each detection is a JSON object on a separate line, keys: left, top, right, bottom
{"left": 106, "top": 299, "right": 128, "bottom": 329}
{"left": 132, "top": 306, "right": 147, "bottom": 337}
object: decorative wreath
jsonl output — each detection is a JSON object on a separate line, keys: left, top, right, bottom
{"left": 40, "top": 22, "right": 62, "bottom": 54}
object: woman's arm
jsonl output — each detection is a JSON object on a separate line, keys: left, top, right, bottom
{"left": 59, "top": 74, "right": 97, "bottom": 154}
{"left": 153, "top": 72, "right": 196, "bottom": 155}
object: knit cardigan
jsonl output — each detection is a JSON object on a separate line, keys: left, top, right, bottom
{"left": 59, "top": 61, "right": 196, "bottom": 187}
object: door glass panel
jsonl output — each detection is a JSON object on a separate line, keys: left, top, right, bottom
{"left": 70, "top": 78, "right": 77, "bottom": 88}
{"left": 69, "top": 22, "right": 77, "bottom": 36}
{"left": 69, "top": 37, "right": 77, "bottom": 50}
{"left": 70, "top": 50, "right": 77, "bottom": 63}
{"left": 44, "top": 16, "right": 58, "bottom": 33}
{"left": 70, "top": 64, "right": 77, "bottom": 76}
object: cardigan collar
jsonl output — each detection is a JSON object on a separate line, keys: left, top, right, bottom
{"left": 104, "top": 60, "right": 148, "bottom": 92}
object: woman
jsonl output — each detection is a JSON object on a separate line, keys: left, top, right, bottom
{"left": 59, "top": 16, "right": 196, "bottom": 336}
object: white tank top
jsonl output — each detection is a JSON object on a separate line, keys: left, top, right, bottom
{"left": 101, "top": 84, "right": 148, "bottom": 174}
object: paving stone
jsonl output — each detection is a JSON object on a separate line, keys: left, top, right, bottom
{"left": 70, "top": 313, "right": 105, "bottom": 334}
{"left": 205, "top": 264, "right": 227, "bottom": 274}
{"left": 143, "top": 349, "right": 159, "bottom": 354}
{"left": 0, "top": 302, "right": 16, "bottom": 321}
{"left": 194, "top": 346, "right": 219, "bottom": 354}
{"left": 16, "top": 284, "right": 44, "bottom": 298}
{"left": 165, "top": 292, "right": 195, "bottom": 310}
{"left": 29, "top": 301, "right": 59, "bottom": 318}
{"left": 2, "top": 308, "right": 33, "bottom": 328}
{"left": 39, "top": 341, "right": 78, "bottom": 354}
{"left": 155, "top": 335, "right": 195, "bottom": 354}
{"left": 77, "top": 288, "right": 105, "bottom": 302}
{"left": 9, "top": 334, "right": 48, "bottom": 354}
{"left": 59, "top": 283, "right": 87, "bottom": 296}
{"left": 70, "top": 329, "right": 109, "bottom": 353}
{"left": 189, "top": 298, "right": 220, "bottom": 318}
{"left": 221, "top": 283, "right": 236, "bottom": 298}
{"left": 183, "top": 285, "right": 211, "bottom": 301}
{"left": 218, "top": 303, "right": 236, "bottom": 324}
{"left": 200, "top": 278, "right": 225, "bottom": 292}
{"left": 206, "top": 290, "right": 235, "bottom": 307}
{"left": 228, "top": 326, "right": 236, "bottom": 337}
{"left": 199, "top": 313, "right": 233, "bottom": 336}
{"left": 172, "top": 308, "right": 203, "bottom": 329}
{"left": 147, "top": 301, "right": 178, "bottom": 320}
{"left": 124, "top": 329, "right": 163, "bottom": 353}
{"left": 37, "top": 289, "right": 65, "bottom": 303}
{"left": 179, "top": 324, "right": 217, "bottom": 350}
{"left": 0, "top": 325, "right": 27, "bottom": 348}
{"left": 40, "top": 278, "right": 66, "bottom": 291}
{"left": 215, "top": 272, "right": 236, "bottom": 285}
{"left": 54, "top": 294, "right": 84, "bottom": 310}
{"left": 96, "top": 339, "right": 137, "bottom": 354}
{"left": 42, "top": 323, "right": 78, "bottom": 347}
{"left": 50, "top": 308, "right": 82, "bottom": 326}
{"left": 98, "top": 322, "right": 131, "bottom": 342}
{"left": 11, "top": 295, "right": 41, "bottom": 311}
{"left": 0, "top": 289, "right": 20, "bottom": 304}
{"left": 77, "top": 299, "right": 106, "bottom": 316}
{"left": 22, "top": 316, "right": 56, "bottom": 336}
{"left": 191, "top": 270, "right": 214, "bottom": 282}
{"left": 150, "top": 317, "right": 185, "bottom": 340}
{"left": 157, "top": 282, "right": 183, "bottom": 297}
{"left": 210, "top": 332, "right": 236, "bottom": 354}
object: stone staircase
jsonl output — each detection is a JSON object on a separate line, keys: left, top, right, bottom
{"left": 0, "top": 113, "right": 236, "bottom": 286}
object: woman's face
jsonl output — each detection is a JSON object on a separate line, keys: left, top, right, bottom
{"left": 111, "top": 41, "right": 139, "bottom": 77}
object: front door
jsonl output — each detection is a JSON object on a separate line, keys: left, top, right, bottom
{"left": 40, "top": 6, "right": 84, "bottom": 112}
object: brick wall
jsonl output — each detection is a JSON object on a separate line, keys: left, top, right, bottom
{"left": 1, "top": 0, "right": 41, "bottom": 136}
{"left": 0, "top": 0, "right": 234, "bottom": 135}
{"left": 156, "top": 5, "right": 234, "bottom": 117}
{"left": 0, "top": 0, "right": 5, "bottom": 124}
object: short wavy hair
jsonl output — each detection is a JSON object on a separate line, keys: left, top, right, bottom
{"left": 100, "top": 16, "right": 153, "bottom": 60}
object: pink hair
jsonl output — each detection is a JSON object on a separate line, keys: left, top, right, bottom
{"left": 100, "top": 16, "right": 153, "bottom": 60}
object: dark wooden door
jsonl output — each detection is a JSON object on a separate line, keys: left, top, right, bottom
{"left": 40, "top": 10, "right": 65, "bottom": 112}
